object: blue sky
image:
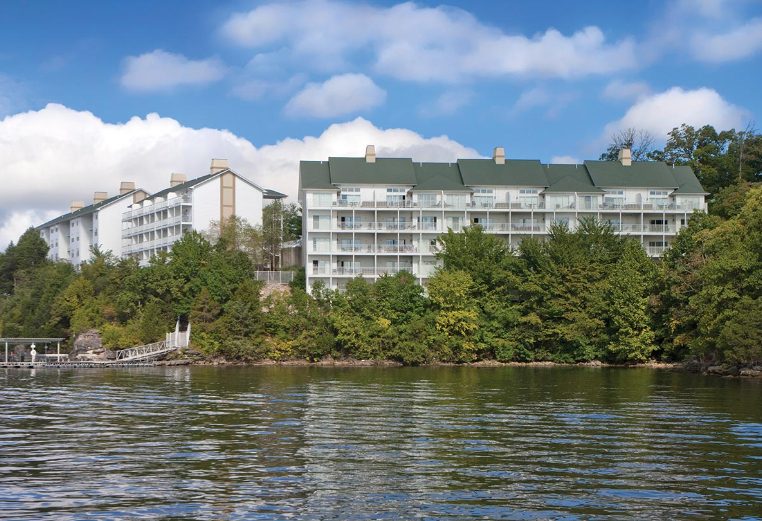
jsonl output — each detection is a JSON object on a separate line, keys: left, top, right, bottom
{"left": 1, "top": 0, "right": 761, "bottom": 245}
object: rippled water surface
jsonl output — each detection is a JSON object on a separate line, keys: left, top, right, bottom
{"left": 1, "top": 366, "right": 761, "bottom": 520}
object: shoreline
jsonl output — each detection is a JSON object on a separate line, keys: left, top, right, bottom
{"left": 159, "top": 357, "right": 761, "bottom": 378}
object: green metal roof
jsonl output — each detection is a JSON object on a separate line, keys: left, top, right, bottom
{"left": 37, "top": 192, "right": 136, "bottom": 229}
{"left": 542, "top": 164, "right": 604, "bottom": 193}
{"left": 457, "top": 159, "right": 548, "bottom": 187}
{"left": 584, "top": 160, "right": 679, "bottom": 188}
{"left": 328, "top": 157, "right": 417, "bottom": 185}
{"left": 299, "top": 156, "right": 706, "bottom": 194}
{"left": 413, "top": 162, "right": 470, "bottom": 191}
{"left": 672, "top": 165, "right": 708, "bottom": 194}
{"left": 299, "top": 161, "right": 333, "bottom": 190}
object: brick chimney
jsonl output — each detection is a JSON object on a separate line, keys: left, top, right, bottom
{"left": 70, "top": 201, "right": 84, "bottom": 212}
{"left": 365, "top": 145, "right": 376, "bottom": 163}
{"left": 618, "top": 148, "right": 632, "bottom": 166}
{"left": 210, "top": 159, "right": 229, "bottom": 175}
{"left": 170, "top": 173, "right": 187, "bottom": 187}
{"left": 93, "top": 192, "right": 108, "bottom": 203}
{"left": 133, "top": 191, "right": 147, "bottom": 204}
{"left": 120, "top": 181, "right": 136, "bottom": 195}
{"left": 493, "top": 146, "right": 506, "bottom": 165}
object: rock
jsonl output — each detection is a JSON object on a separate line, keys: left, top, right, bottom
{"left": 706, "top": 365, "right": 727, "bottom": 375}
{"left": 70, "top": 330, "right": 115, "bottom": 361}
{"left": 739, "top": 368, "right": 761, "bottom": 377}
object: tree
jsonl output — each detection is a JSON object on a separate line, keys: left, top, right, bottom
{"left": 0, "top": 227, "right": 49, "bottom": 294}
{"left": 261, "top": 200, "right": 301, "bottom": 271}
{"left": 599, "top": 128, "right": 656, "bottom": 161}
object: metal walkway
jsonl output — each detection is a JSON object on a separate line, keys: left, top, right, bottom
{"left": 1, "top": 323, "right": 190, "bottom": 368}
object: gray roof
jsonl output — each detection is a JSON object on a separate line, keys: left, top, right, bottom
{"left": 458, "top": 159, "right": 547, "bottom": 186}
{"left": 299, "top": 156, "right": 705, "bottom": 194}
{"left": 38, "top": 191, "right": 138, "bottom": 229}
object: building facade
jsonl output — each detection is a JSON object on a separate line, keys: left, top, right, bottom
{"left": 121, "top": 159, "right": 285, "bottom": 265}
{"left": 38, "top": 183, "right": 147, "bottom": 263}
{"left": 38, "top": 159, "right": 285, "bottom": 266}
{"left": 300, "top": 146, "right": 708, "bottom": 292}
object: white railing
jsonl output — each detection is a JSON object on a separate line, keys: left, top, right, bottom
{"left": 254, "top": 271, "right": 295, "bottom": 284}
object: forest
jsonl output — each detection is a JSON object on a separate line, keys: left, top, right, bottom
{"left": 1, "top": 124, "right": 760, "bottom": 366}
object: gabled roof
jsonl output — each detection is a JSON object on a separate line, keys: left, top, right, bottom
{"left": 37, "top": 191, "right": 140, "bottom": 229}
{"left": 144, "top": 174, "right": 214, "bottom": 202}
{"left": 672, "top": 165, "right": 708, "bottom": 194}
{"left": 141, "top": 169, "right": 287, "bottom": 203}
{"left": 542, "top": 164, "right": 604, "bottom": 193}
{"left": 328, "top": 157, "right": 417, "bottom": 185}
{"left": 413, "top": 162, "right": 470, "bottom": 191}
{"left": 457, "top": 159, "right": 547, "bottom": 187}
{"left": 584, "top": 160, "right": 679, "bottom": 188}
{"left": 299, "top": 161, "right": 333, "bottom": 190}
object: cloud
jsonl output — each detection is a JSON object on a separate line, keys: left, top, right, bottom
{"left": 511, "top": 86, "right": 577, "bottom": 119}
{"left": 121, "top": 50, "right": 227, "bottom": 92}
{"left": 419, "top": 90, "right": 472, "bottom": 117}
{"left": 0, "top": 210, "right": 60, "bottom": 250}
{"left": 690, "top": 18, "right": 762, "bottom": 62}
{"left": 221, "top": 1, "right": 638, "bottom": 82}
{"left": 550, "top": 155, "right": 580, "bottom": 164}
{"left": 0, "top": 103, "right": 477, "bottom": 248}
{"left": 603, "top": 86, "right": 748, "bottom": 140}
{"left": 602, "top": 79, "right": 651, "bottom": 101}
{"left": 285, "top": 74, "right": 386, "bottom": 117}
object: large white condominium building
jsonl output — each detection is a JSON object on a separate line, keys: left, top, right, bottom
{"left": 38, "top": 183, "right": 148, "bottom": 264}
{"left": 121, "top": 159, "right": 285, "bottom": 265}
{"left": 300, "top": 146, "right": 708, "bottom": 292}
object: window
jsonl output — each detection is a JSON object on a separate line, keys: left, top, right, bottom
{"left": 445, "top": 193, "right": 468, "bottom": 208}
{"left": 386, "top": 187, "right": 406, "bottom": 206}
{"left": 604, "top": 189, "right": 625, "bottom": 208}
{"left": 419, "top": 216, "right": 437, "bottom": 231}
{"left": 417, "top": 193, "right": 437, "bottom": 207}
{"left": 518, "top": 188, "right": 540, "bottom": 208}
{"left": 473, "top": 188, "right": 495, "bottom": 208}
{"left": 579, "top": 195, "right": 597, "bottom": 210}
{"left": 339, "top": 187, "right": 361, "bottom": 205}
{"left": 649, "top": 190, "right": 670, "bottom": 208}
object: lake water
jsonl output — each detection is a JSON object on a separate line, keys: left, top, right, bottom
{"left": 1, "top": 366, "right": 761, "bottom": 520}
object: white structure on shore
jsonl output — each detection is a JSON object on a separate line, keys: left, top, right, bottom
{"left": 38, "top": 183, "right": 148, "bottom": 263}
{"left": 38, "top": 159, "right": 285, "bottom": 266}
{"left": 121, "top": 159, "right": 285, "bottom": 265}
{"left": 300, "top": 146, "right": 708, "bottom": 291}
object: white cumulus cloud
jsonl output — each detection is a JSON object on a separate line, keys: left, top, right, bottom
{"left": 690, "top": 18, "right": 762, "bottom": 62}
{"left": 0, "top": 104, "right": 477, "bottom": 248}
{"left": 121, "top": 50, "right": 227, "bottom": 92}
{"left": 603, "top": 87, "right": 748, "bottom": 140}
{"left": 221, "top": 0, "right": 637, "bottom": 82}
{"left": 285, "top": 73, "right": 386, "bottom": 118}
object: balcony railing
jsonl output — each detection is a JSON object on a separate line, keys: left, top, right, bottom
{"left": 123, "top": 195, "right": 191, "bottom": 219}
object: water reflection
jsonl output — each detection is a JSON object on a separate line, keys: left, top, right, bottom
{"left": 0, "top": 366, "right": 760, "bottom": 519}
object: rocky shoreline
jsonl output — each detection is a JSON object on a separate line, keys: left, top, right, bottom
{"left": 157, "top": 353, "right": 762, "bottom": 378}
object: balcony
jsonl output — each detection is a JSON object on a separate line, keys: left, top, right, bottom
{"left": 646, "top": 246, "right": 668, "bottom": 257}
{"left": 123, "top": 195, "right": 191, "bottom": 219}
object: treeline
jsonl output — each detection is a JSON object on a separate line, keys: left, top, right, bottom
{"left": 1, "top": 186, "right": 760, "bottom": 366}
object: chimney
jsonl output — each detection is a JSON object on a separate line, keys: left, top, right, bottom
{"left": 365, "top": 145, "right": 376, "bottom": 163}
{"left": 133, "top": 190, "right": 147, "bottom": 204}
{"left": 93, "top": 191, "right": 108, "bottom": 203}
{"left": 120, "top": 181, "right": 136, "bottom": 195}
{"left": 210, "top": 158, "right": 229, "bottom": 175}
{"left": 170, "top": 173, "right": 187, "bottom": 187}
{"left": 618, "top": 147, "right": 632, "bottom": 166}
{"left": 493, "top": 146, "right": 506, "bottom": 165}
{"left": 70, "top": 201, "right": 84, "bottom": 212}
